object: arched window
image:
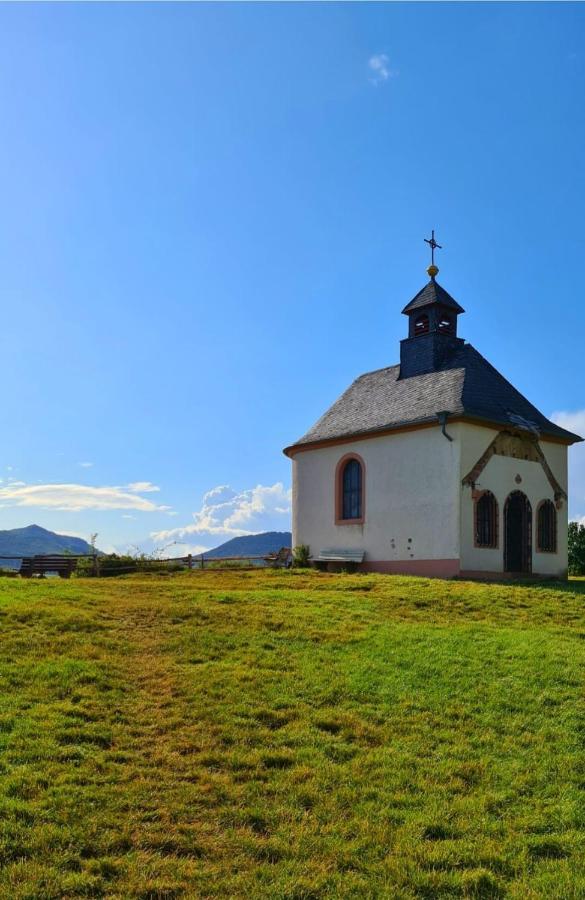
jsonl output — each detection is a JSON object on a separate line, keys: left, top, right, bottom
{"left": 342, "top": 459, "right": 362, "bottom": 520}
{"left": 438, "top": 315, "right": 454, "bottom": 334}
{"left": 335, "top": 454, "right": 365, "bottom": 524}
{"left": 475, "top": 491, "right": 498, "bottom": 548}
{"left": 537, "top": 500, "right": 557, "bottom": 553}
{"left": 414, "top": 314, "right": 429, "bottom": 336}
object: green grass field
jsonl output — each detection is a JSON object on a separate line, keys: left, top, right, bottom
{"left": 1, "top": 570, "right": 584, "bottom": 899}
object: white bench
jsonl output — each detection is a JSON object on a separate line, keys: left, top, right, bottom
{"left": 314, "top": 549, "right": 365, "bottom": 569}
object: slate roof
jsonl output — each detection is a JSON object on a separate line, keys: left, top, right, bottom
{"left": 286, "top": 343, "right": 582, "bottom": 452}
{"left": 401, "top": 279, "right": 465, "bottom": 315}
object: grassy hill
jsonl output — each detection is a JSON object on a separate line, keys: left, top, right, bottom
{"left": 0, "top": 570, "right": 584, "bottom": 898}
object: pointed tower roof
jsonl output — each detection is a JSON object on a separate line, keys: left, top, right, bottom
{"left": 401, "top": 279, "right": 465, "bottom": 315}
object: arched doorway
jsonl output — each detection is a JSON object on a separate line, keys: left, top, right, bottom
{"left": 504, "top": 491, "right": 532, "bottom": 574}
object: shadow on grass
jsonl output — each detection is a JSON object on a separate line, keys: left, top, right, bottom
{"left": 454, "top": 576, "right": 585, "bottom": 596}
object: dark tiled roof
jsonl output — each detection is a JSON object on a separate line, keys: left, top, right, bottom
{"left": 288, "top": 343, "right": 582, "bottom": 450}
{"left": 402, "top": 279, "right": 465, "bottom": 315}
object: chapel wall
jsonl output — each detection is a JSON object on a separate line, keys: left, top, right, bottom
{"left": 292, "top": 426, "right": 461, "bottom": 567}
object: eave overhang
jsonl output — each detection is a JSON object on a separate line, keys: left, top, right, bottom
{"left": 283, "top": 413, "right": 583, "bottom": 458}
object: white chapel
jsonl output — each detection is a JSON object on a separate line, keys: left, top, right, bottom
{"left": 284, "top": 238, "right": 582, "bottom": 578}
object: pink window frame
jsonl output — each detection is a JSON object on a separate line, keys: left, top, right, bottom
{"left": 335, "top": 453, "right": 366, "bottom": 525}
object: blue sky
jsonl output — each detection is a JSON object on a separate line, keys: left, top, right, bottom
{"left": 0, "top": 3, "right": 584, "bottom": 553}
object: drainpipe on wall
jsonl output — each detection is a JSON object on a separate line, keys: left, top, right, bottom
{"left": 436, "top": 410, "right": 453, "bottom": 442}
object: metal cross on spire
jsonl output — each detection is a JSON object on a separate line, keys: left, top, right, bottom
{"left": 424, "top": 229, "right": 442, "bottom": 278}
{"left": 424, "top": 229, "right": 442, "bottom": 266}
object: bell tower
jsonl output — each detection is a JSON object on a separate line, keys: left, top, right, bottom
{"left": 399, "top": 231, "right": 465, "bottom": 378}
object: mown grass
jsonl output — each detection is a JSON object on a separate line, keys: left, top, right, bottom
{"left": 0, "top": 570, "right": 584, "bottom": 898}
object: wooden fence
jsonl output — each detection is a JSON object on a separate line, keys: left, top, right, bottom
{"left": 0, "top": 551, "right": 290, "bottom": 577}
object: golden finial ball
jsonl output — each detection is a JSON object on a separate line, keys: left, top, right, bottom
{"left": 427, "top": 264, "right": 439, "bottom": 278}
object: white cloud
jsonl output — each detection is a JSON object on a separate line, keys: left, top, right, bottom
{"left": 203, "top": 484, "right": 232, "bottom": 502}
{"left": 100, "top": 542, "right": 117, "bottom": 555}
{"left": 182, "top": 544, "right": 211, "bottom": 556}
{"left": 127, "top": 481, "right": 160, "bottom": 493}
{"left": 79, "top": 462, "right": 94, "bottom": 468}
{"left": 151, "top": 481, "right": 292, "bottom": 544}
{"left": 551, "top": 410, "right": 585, "bottom": 519}
{"left": 0, "top": 482, "right": 168, "bottom": 513}
{"left": 551, "top": 410, "right": 585, "bottom": 436}
{"left": 368, "top": 53, "right": 396, "bottom": 85}
{"left": 160, "top": 542, "right": 211, "bottom": 558}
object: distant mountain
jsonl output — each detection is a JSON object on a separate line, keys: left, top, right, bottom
{"left": 0, "top": 525, "right": 97, "bottom": 565}
{"left": 204, "top": 531, "right": 292, "bottom": 559}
